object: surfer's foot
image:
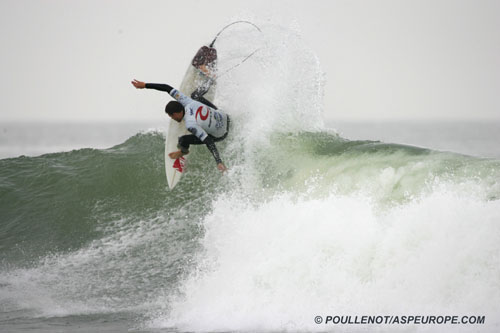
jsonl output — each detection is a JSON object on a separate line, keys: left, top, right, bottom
{"left": 169, "top": 150, "right": 186, "bottom": 159}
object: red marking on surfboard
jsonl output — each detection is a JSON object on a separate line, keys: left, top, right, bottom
{"left": 173, "top": 156, "right": 186, "bottom": 173}
{"left": 195, "top": 106, "right": 209, "bottom": 121}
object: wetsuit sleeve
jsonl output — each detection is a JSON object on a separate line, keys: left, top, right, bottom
{"left": 145, "top": 84, "right": 194, "bottom": 107}
{"left": 145, "top": 83, "right": 173, "bottom": 93}
{"left": 146, "top": 82, "right": 216, "bottom": 109}
{"left": 203, "top": 136, "right": 223, "bottom": 164}
{"left": 185, "top": 125, "right": 221, "bottom": 164}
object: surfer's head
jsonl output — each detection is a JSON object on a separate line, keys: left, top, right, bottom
{"left": 165, "top": 101, "right": 184, "bottom": 122}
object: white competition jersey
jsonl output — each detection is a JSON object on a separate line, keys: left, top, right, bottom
{"left": 169, "top": 89, "right": 228, "bottom": 141}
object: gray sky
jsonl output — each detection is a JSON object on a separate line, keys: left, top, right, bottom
{"left": 0, "top": 0, "right": 499, "bottom": 123}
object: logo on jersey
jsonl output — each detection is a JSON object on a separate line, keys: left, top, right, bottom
{"left": 214, "top": 111, "right": 224, "bottom": 129}
{"left": 195, "top": 106, "right": 209, "bottom": 121}
{"left": 173, "top": 156, "right": 186, "bottom": 173}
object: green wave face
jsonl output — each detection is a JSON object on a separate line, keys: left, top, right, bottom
{"left": 0, "top": 131, "right": 221, "bottom": 314}
{"left": 0, "top": 127, "right": 499, "bottom": 327}
{"left": 2, "top": 129, "right": 499, "bottom": 262}
{"left": 0, "top": 132, "right": 221, "bottom": 263}
{"left": 0, "top": 128, "right": 497, "bottom": 264}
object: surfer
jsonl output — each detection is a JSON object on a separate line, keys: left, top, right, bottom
{"left": 131, "top": 79, "right": 229, "bottom": 173}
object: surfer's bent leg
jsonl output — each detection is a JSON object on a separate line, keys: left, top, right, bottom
{"left": 178, "top": 134, "right": 226, "bottom": 165}
{"left": 178, "top": 135, "right": 202, "bottom": 154}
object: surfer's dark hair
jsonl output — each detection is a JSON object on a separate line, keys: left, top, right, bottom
{"left": 165, "top": 101, "right": 184, "bottom": 115}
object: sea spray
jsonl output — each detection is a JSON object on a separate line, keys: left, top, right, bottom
{"left": 152, "top": 188, "right": 500, "bottom": 332}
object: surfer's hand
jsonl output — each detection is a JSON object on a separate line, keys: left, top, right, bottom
{"left": 217, "top": 163, "right": 227, "bottom": 173}
{"left": 131, "top": 79, "right": 146, "bottom": 89}
{"left": 169, "top": 151, "right": 185, "bottom": 159}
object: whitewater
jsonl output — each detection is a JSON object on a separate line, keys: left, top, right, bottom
{"left": 1, "top": 23, "right": 500, "bottom": 332}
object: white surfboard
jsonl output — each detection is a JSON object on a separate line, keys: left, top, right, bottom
{"left": 165, "top": 64, "right": 216, "bottom": 189}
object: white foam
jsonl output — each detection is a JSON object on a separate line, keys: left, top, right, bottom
{"left": 0, "top": 214, "right": 174, "bottom": 317}
{"left": 152, "top": 187, "right": 500, "bottom": 331}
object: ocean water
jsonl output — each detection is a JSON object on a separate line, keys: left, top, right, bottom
{"left": 333, "top": 120, "right": 500, "bottom": 159}
{"left": 1, "top": 24, "right": 500, "bottom": 333}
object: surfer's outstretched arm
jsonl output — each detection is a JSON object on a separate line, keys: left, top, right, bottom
{"left": 145, "top": 83, "right": 174, "bottom": 93}
{"left": 132, "top": 80, "right": 195, "bottom": 107}
{"left": 132, "top": 79, "right": 217, "bottom": 109}
{"left": 145, "top": 83, "right": 174, "bottom": 94}
{"left": 131, "top": 80, "right": 174, "bottom": 93}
